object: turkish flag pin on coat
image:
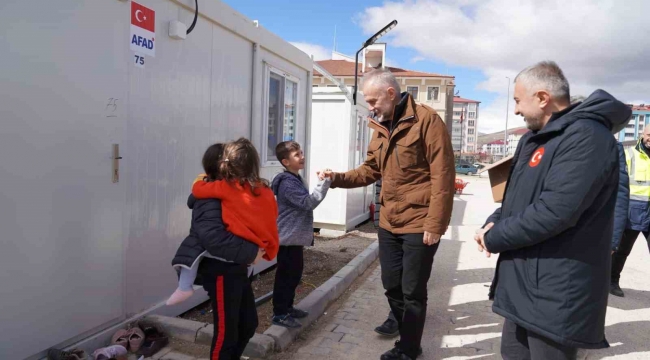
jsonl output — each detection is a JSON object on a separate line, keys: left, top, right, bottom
{"left": 529, "top": 147, "right": 545, "bottom": 167}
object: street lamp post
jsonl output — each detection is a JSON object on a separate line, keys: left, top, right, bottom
{"left": 353, "top": 20, "right": 398, "bottom": 105}
{"left": 504, "top": 76, "right": 511, "bottom": 156}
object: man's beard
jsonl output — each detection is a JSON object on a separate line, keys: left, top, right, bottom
{"left": 378, "top": 111, "right": 393, "bottom": 123}
{"left": 524, "top": 116, "right": 544, "bottom": 131}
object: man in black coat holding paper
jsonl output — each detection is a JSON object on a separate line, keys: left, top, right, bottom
{"left": 475, "top": 61, "right": 631, "bottom": 359}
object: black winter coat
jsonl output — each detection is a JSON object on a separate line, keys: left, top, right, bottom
{"left": 171, "top": 195, "right": 258, "bottom": 284}
{"left": 484, "top": 90, "right": 631, "bottom": 349}
{"left": 612, "top": 142, "right": 629, "bottom": 250}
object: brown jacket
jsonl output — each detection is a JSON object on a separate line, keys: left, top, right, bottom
{"left": 331, "top": 94, "right": 455, "bottom": 235}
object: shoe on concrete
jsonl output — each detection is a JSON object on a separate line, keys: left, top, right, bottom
{"left": 47, "top": 348, "right": 88, "bottom": 360}
{"left": 92, "top": 345, "right": 127, "bottom": 360}
{"left": 379, "top": 341, "right": 422, "bottom": 360}
{"left": 380, "top": 347, "right": 413, "bottom": 360}
{"left": 272, "top": 314, "right": 302, "bottom": 328}
{"left": 374, "top": 317, "right": 399, "bottom": 337}
{"left": 610, "top": 283, "right": 625, "bottom": 297}
{"left": 290, "top": 308, "right": 309, "bottom": 319}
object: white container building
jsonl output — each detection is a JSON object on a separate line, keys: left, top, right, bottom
{"left": 0, "top": 0, "right": 313, "bottom": 358}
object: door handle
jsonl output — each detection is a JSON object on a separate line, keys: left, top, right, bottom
{"left": 112, "top": 144, "right": 122, "bottom": 183}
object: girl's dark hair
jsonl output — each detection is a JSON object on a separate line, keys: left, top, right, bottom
{"left": 219, "top": 138, "right": 269, "bottom": 195}
{"left": 202, "top": 143, "right": 225, "bottom": 181}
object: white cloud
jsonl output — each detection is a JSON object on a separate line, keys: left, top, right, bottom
{"left": 357, "top": 0, "right": 650, "bottom": 132}
{"left": 385, "top": 57, "right": 400, "bottom": 67}
{"left": 410, "top": 56, "right": 426, "bottom": 64}
{"left": 630, "top": 100, "right": 650, "bottom": 106}
{"left": 289, "top": 42, "right": 331, "bottom": 61}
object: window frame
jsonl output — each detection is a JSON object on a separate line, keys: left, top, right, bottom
{"left": 354, "top": 113, "right": 369, "bottom": 166}
{"left": 262, "top": 64, "right": 300, "bottom": 167}
{"left": 427, "top": 86, "right": 440, "bottom": 101}
{"left": 406, "top": 86, "right": 419, "bottom": 100}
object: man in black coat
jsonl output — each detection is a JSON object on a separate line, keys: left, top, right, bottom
{"left": 475, "top": 61, "right": 631, "bottom": 359}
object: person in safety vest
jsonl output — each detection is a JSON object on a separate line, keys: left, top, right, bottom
{"left": 611, "top": 127, "right": 650, "bottom": 297}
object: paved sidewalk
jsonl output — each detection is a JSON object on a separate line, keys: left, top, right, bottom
{"left": 279, "top": 176, "right": 650, "bottom": 360}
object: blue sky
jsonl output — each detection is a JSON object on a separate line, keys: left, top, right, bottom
{"left": 223, "top": 0, "right": 650, "bottom": 134}
{"left": 223, "top": 0, "right": 496, "bottom": 115}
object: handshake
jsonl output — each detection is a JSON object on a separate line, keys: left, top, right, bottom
{"left": 316, "top": 168, "right": 334, "bottom": 181}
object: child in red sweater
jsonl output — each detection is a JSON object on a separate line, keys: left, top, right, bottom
{"left": 167, "top": 138, "right": 279, "bottom": 305}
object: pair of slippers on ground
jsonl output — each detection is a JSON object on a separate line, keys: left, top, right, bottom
{"left": 48, "top": 345, "right": 131, "bottom": 360}
{"left": 46, "top": 325, "right": 168, "bottom": 360}
{"left": 47, "top": 345, "right": 128, "bottom": 360}
{"left": 110, "top": 325, "right": 169, "bottom": 358}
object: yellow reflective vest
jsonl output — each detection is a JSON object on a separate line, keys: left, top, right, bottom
{"left": 626, "top": 144, "right": 650, "bottom": 201}
{"left": 626, "top": 143, "right": 650, "bottom": 231}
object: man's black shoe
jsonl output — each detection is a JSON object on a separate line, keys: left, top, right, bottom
{"left": 374, "top": 317, "right": 399, "bottom": 337}
{"left": 610, "top": 283, "right": 625, "bottom": 297}
{"left": 379, "top": 341, "right": 422, "bottom": 360}
{"left": 380, "top": 347, "right": 413, "bottom": 360}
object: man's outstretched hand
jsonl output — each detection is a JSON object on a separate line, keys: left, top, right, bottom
{"left": 317, "top": 169, "right": 333, "bottom": 181}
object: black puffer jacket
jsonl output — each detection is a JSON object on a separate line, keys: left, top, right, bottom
{"left": 484, "top": 90, "right": 631, "bottom": 349}
{"left": 171, "top": 195, "right": 258, "bottom": 284}
{"left": 611, "top": 142, "right": 629, "bottom": 250}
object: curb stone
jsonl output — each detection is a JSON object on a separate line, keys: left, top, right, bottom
{"left": 142, "top": 315, "right": 208, "bottom": 343}
{"left": 144, "top": 240, "right": 379, "bottom": 358}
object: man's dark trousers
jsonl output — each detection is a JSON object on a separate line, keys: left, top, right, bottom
{"left": 612, "top": 229, "right": 650, "bottom": 283}
{"left": 378, "top": 228, "right": 439, "bottom": 359}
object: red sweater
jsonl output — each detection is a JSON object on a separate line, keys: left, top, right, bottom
{"left": 192, "top": 180, "right": 279, "bottom": 261}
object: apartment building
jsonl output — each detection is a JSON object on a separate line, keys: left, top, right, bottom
{"left": 452, "top": 96, "right": 481, "bottom": 153}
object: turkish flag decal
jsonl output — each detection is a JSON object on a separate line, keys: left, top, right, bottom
{"left": 529, "top": 147, "right": 545, "bottom": 167}
{"left": 131, "top": 2, "right": 155, "bottom": 33}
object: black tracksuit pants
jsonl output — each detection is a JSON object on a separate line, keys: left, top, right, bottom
{"left": 200, "top": 259, "right": 258, "bottom": 360}
{"left": 378, "top": 228, "right": 439, "bottom": 359}
{"left": 273, "top": 245, "right": 304, "bottom": 316}
{"left": 612, "top": 229, "right": 650, "bottom": 283}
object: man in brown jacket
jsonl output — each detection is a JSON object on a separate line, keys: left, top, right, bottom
{"left": 322, "top": 68, "right": 455, "bottom": 360}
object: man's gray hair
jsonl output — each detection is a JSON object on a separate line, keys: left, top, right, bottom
{"left": 515, "top": 61, "right": 570, "bottom": 103}
{"left": 362, "top": 68, "right": 401, "bottom": 93}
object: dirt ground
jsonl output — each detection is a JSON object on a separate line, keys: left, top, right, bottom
{"left": 179, "top": 221, "right": 378, "bottom": 333}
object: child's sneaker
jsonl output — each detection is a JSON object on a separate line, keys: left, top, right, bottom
{"left": 272, "top": 314, "right": 302, "bottom": 328}
{"left": 290, "top": 308, "right": 309, "bottom": 319}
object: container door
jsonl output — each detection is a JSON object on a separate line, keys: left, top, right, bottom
{"left": 0, "top": 1, "right": 129, "bottom": 358}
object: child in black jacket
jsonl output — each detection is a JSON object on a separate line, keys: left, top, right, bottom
{"left": 170, "top": 143, "right": 264, "bottom": 360}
